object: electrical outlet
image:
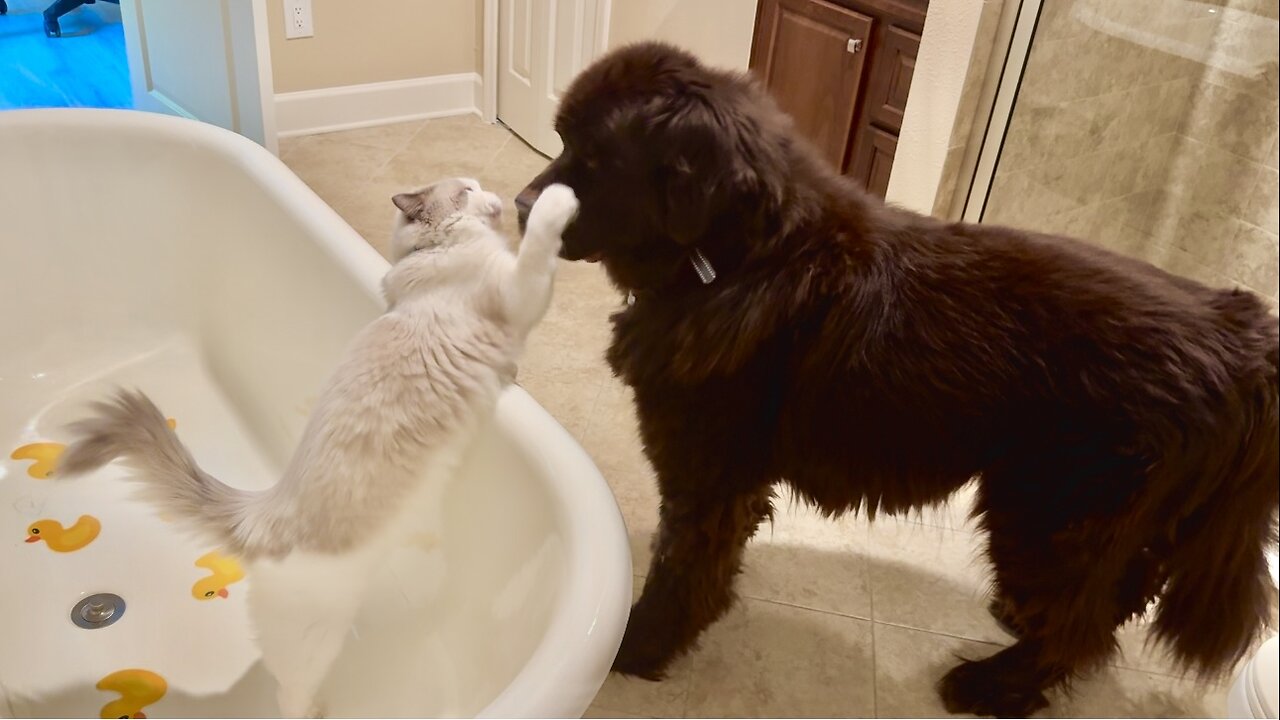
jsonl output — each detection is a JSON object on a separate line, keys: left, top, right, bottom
{"left": 283, "top": 0, "right": 313, "bottom": 39}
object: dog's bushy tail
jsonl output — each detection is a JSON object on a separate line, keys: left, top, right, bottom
{"left": 1152, "top": 350, "right": 1279, "bottom": 676}
{"left": 59, "top": 389, "right": 258, "bottom": 556}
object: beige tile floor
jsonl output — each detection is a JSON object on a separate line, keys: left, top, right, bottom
{"left": 280, "top": 114, "right": 1236, "bottom": 718}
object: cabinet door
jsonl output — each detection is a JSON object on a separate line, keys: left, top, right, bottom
{"left": 844, "top": 23, "right": 919, "bottom": 198}
{"left": 858, "top": 25, "right": 919, "bottom": 134}
{"left": 750, "top": 0, "right": 873, "bottom": 171}
{"left": 847, "top": 125, "right": 897, "bottom": 198}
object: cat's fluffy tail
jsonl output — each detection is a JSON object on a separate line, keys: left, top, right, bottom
{"left": 59, "top": 389, "right": 257, "bottom": 555}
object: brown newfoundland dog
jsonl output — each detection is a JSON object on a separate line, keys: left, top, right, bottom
{"left": 516, "top": 42, "right": 1279, "bottom": 716}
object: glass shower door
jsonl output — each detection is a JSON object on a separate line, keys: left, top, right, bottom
{"left": 969, "top": 0, "right": 1278, "bottom": 307}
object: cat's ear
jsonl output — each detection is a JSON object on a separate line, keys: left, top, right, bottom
{"left": 392, "top": 192, "right": 424, "bottom": 219}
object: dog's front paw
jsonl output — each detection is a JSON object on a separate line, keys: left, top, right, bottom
{"left": 525, "top": 183, "right": 579, "bottom": 238}
{"left": 610, "top": 622, "right": 673, "bottom": 681}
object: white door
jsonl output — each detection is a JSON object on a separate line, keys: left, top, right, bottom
{"left": 120, "top": 0, "right": 277, "bottom": 153}
{"left": 497, "top": 0, "right": 608, "bottom": 157}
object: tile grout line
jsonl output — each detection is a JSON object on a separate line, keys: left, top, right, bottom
{"left": 739, "top": 594, "right": 873, "bottom": 622}
{"left": 299, "top": 123, "right": 421, "bottom": 182}
{"left": 871, "top": 619, "right": 1005, "bottom": 648}
{"left": 899, "top": 516, "right": 978, "bottom": 535}
{"left": 740, "top": 591, "right": 1013, "bottom": 649}
{"left": 367, "top": 118, "right": 433, "bottom": 181}
{"left": 866, "top": 612, "right": 1199, "bottom": 681}
{"left": 869, "top": 574, "right": 879, "bottom": 718}
{"left": 680, "top": 659, "right": 694, "bottom": 720}
{"left": 576, "top": 375, "right": 610, "bottom": 443}
{"left": 481, "top": 133, "right": 515, "bottom": 174}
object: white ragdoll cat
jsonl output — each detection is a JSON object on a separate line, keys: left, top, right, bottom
{"left": 58, "top": 178, "right": 579, "bottom": 718}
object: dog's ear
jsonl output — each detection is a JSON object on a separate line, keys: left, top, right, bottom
{"left": 648, "top": 88, "right": 786, "bottom": 246}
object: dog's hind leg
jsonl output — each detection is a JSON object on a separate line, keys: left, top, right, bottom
{"left": 940, "top": 535, "right": 1152, "bottom": 716}
{"left": 940, "top": 460, "right": 1155, "bottom": 717}
{"left": 613, "top": 484, "right": 775, "bottom": 678}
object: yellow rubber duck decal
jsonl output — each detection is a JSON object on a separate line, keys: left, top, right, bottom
{"left": 11, "top": 442, "right": 65, "bottom": 478}
{"left": 25, "top": 515, "right": 101, "bottom": 552}
{"left": 96, "top": 668, "right": 167, "bottom": 719}
{"left": 192, "top": 550, "right": 245, "bottom": 600}
{"left": 10, "top": 418, "right": 172, "bottom": 479}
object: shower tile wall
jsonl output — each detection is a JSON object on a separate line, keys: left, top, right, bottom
{"left": 984, "top": 0, "right": 1280, "bottom": 304}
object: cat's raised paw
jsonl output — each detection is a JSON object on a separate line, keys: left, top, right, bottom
{"left": 526, "top": 183, "right": 579, "bottom": 238}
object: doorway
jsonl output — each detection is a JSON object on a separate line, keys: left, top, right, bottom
{"left": 0, "top": 0, "right": 277, "bottom": 152}
{"left": 0, "top": 0, "right": 129, "bottom": 109}
{"left": 485, "top": 0, "right": 611, "bottom": 158}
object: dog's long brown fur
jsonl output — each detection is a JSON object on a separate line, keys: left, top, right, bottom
{"left": 517, "top": 42, "right": 1279, "bottom": 716}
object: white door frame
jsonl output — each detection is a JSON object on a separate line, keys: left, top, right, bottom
{"left": 480, "top": 0, "right": 611, "bottom": 125}
{"left": 249, "top": 0, "right": 279, "bottom": 154}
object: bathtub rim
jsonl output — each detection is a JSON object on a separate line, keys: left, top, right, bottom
{"left": 0, "top": 107, "right": 632, "bottom": 719}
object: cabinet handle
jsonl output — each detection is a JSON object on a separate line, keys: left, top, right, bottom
{"left": 847, "top": 37, "right": 863, "bottom": 53}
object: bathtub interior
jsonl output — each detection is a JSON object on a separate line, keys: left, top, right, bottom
{"left": 0, "top": 115, "right": 570, "bottom": 717}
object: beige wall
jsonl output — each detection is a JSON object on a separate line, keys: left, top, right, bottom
{"left": 982, "top": 0, "right": 1279, "bottom": 303}
{"left": 267, "top": 0, "right": 480, "bottom": 94}
{"left": 883, "top": 0, "right": 989, "bottom": 215}
{"left": 607, "top": 0, "right": 759, "bottom": 71}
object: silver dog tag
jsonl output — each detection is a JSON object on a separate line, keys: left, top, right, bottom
{"left": 690, "top": 248, "right": 717, "bottom": 285}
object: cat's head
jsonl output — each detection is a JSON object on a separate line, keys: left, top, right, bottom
{"left": 389, "top": 177, "right": 503, "bottom": 261}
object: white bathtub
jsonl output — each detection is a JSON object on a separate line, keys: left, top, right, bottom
{"left": 0, "top": 109, "right": 631, "bottom": 718}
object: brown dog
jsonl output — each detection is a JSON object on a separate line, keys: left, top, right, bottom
{"left": 516, "top": 42, "right": 1279, "bottom": 716}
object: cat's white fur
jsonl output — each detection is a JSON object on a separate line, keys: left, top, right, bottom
{"left": 58, "top": 179, "right": 579, "bottom": 717}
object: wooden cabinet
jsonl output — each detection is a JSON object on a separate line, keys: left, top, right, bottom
{"left": 750, "top": 0, "right": 928, "bottom": 198}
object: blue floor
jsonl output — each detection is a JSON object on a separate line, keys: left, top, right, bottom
{"left": 0, "top": 0, "right": 131, "bottom": 110}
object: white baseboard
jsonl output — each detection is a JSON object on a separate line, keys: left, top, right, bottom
{"left": 275, "top": 73, "right": 482, "bottom": 137}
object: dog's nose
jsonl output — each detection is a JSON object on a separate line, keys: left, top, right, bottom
{"left": 514, "top": 186, "right": 539, "bottom": 229}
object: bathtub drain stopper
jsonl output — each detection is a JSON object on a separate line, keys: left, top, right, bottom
{"left": 71, "top": 593, "right": 126, "bottom": 629}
